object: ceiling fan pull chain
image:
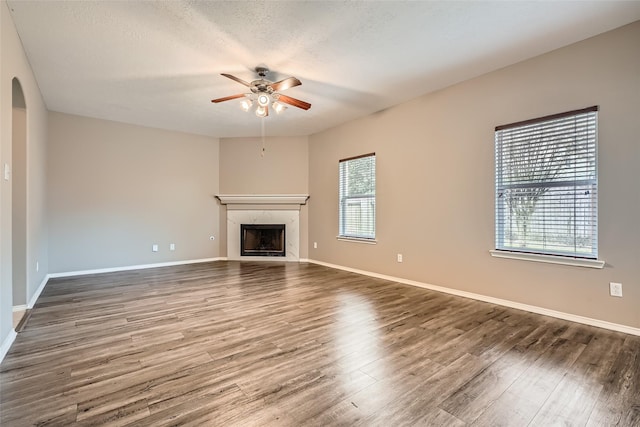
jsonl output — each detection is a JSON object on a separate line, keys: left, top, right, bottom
{"left": 261, "top": 117, "right": 266, "bottom": 157}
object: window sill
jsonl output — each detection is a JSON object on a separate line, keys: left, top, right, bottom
{"left": 337, "top": 236, "right": 377, "bottom": 245}
{"left": 489, "top": 250, "right": 605, "bottom": 269}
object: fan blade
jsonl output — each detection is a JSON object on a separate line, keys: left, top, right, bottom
{"left": 221, "top": 73, "right": 251, "bottom": 87}
{"left": 270, "top": 77, "right": 301, "bottom": 92}
{"left": 211, "top": 93, "right": 245, "bottom": 103}
{"left": 277, "top": 94, "right": 311, "bottom": 110}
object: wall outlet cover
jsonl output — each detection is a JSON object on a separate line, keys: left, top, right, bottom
{"left": 610, "top": 282, "right": 623, "bottom": 297}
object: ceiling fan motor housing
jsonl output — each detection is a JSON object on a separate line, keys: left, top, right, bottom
{"left": 251, "top": 67, "right": 274, "bottom": 94}
{"left": 251, "top": 83, "right": 273, "bottom": 94}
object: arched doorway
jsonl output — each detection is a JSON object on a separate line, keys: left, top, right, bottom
{"left": 12, "top": 78, "right": 27, "bottom": 329}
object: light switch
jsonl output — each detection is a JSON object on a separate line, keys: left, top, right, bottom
{"left": 3, "top": 163, "right": 10, "bottom": 181}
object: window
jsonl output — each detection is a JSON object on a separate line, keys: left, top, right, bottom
{"left": 339, "top": 153, "right": 376, "bottom": 240}
{"left": 495, "top": 106, "right": 598, "bottom": 259}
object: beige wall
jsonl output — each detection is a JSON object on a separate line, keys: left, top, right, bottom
{"left": 309, "top": 22, "right": 640, "bottom": 329}
{"left": 219, "top": 136, "right": 308, "bottom": 194}
{"left": 1, "top": 1, "right": 49, "bottom": 349}
{"left": 219, "top": 136, "right": 309, "bottom": 258}
{"left": 12, "top": 107, "right": 26, "bottom": 305}
{"left": 48, "top": 112, "right": 220, "bottom": 273}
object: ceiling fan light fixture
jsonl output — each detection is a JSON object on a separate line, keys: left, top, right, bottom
{"left": 258, "top": 93, "right": 271, "bottom": 107}
{"left": 240, "top": 98, "right": 253, "bottom": 112}
{"left": 272, "top": 101, "right": 286, "bottom": 114}
{"left": 257, "top": 93, "right": 270, "bottom": 107}
{"left": 255, "top": 105, "right": 267, "bottom": 117}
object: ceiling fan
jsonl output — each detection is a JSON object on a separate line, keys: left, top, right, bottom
{"left": 211, "top": 66, "right": 311, "bottom": 117}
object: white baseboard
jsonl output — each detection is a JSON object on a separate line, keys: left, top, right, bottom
{"left": 0, "top": 329, "right": 17, "bottom": 364}
{"left": 48, "top": 257, "right": 226, "bottom": 279}
{"left": 12, "top": 274, "right": 49, "bottom": 312}
{"left": 28, "top": 274, "right": 50, "bottom": 309}
{"left": 306, "top": 259, "right": 640, "bottom": 337}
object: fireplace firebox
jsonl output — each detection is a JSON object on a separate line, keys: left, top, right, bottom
{"left": 240, "top": 224, "right": 286, "bottom": 257}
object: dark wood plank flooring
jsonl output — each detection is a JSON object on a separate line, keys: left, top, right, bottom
{"left": 1, "top": 261, "right": 638, "bottom": 426}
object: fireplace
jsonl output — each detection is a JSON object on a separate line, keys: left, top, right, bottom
{"left": 216, "top": 194, "right": 308, "bottom": 261}
{"left": 241, "top": 224, "right": 286, "bottom": 257}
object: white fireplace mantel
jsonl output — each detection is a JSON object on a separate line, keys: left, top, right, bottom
{"left": 216, "top": 194, "right": 309, "bottom": 205}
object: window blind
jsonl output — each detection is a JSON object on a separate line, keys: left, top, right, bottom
{"left": 495, "top": 106, "right": 598, "bottom": 258}
{"left": 339, "top": 153, "right": 376, "bottom": 239}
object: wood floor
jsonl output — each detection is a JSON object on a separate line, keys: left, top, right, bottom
{"left": 1, "top": 261, "right": 638, "bottom": 426}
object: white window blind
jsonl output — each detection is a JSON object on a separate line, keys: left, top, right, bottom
{"left": 339, "top": 153, "right": 376, "bottom": 239}
{"left": 495, "top": 106, "right": 598, "bottom": 259}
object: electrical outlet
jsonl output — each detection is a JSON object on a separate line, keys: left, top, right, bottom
{"left": 397, "top": 253, "right": 403, "bottom": 263}
{"left": 152, "top": 244, "right": 159, "bottom": 252}
{"left": 314, "top": 242, "right": 318, "bottom": 249}
{"left": 170, "top": 243, "right": 175, "bottom": 251}
{"left": 609, "top": 282, "right": 623, "bottom": 297}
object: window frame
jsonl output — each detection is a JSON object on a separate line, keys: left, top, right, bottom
{"left": 493, "top": 106, "right": 603, "bottom": 267}
{"left": 338, "top": 153, "right": 376, "bottom": 242}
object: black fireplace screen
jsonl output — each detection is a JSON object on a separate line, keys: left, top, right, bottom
{"left": 240, "top": 224, "right": 286, "bottom": 257}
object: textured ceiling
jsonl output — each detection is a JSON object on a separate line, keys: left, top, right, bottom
{"left": 7, "top": 1, "right": 640, "bottom": 138}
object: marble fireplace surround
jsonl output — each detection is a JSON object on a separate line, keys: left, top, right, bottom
{"left": 216, "top": 195, "right": 309, "bottom": 262}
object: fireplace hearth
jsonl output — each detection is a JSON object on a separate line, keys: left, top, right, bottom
{"left": 241, "top": 224, "right": 286, "bottom": 257}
